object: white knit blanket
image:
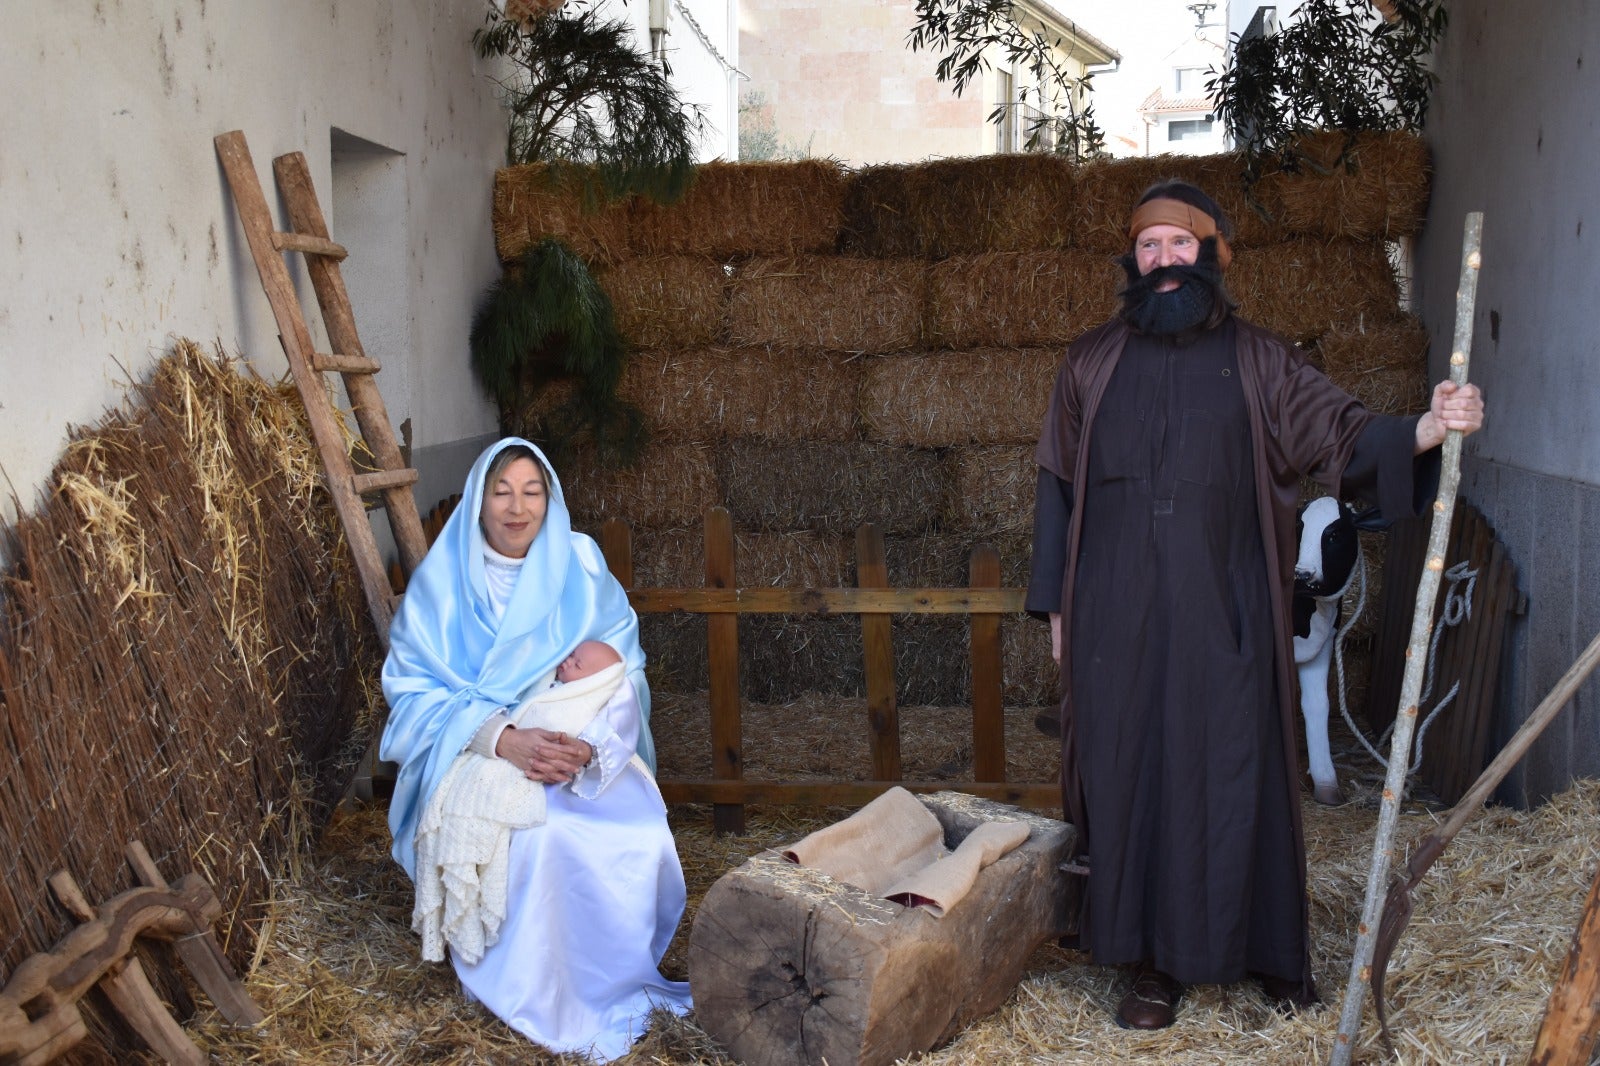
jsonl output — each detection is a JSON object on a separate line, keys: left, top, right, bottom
{"left": 411, "top": 663, "right": 625, "bottom": 964}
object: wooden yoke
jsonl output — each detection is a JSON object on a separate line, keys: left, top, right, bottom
{"left": 0, "top": 842, "right": 262, "bottom": 1065}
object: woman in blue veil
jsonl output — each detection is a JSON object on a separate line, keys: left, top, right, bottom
{"left": 381, "top": 438, "right": 690, "bottom": 1061}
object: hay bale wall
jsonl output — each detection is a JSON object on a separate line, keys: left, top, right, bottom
{"left": 493, "top": 132, "right": 1432, "bottom": 714}
{"left": 0, "top": 342, "right": 375, "bottom": 1058}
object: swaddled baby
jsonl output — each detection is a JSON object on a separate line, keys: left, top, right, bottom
{"left": 413, "top": 640, "right": 643, "bottom": 963}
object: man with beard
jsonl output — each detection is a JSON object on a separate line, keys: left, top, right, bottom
{"left": 1026, "top": 181, "right": 1484, "bottom": 1030}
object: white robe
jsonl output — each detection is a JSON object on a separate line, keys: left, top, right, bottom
{"left": 450, "top": 676, "right": 692, "bottom": 1062}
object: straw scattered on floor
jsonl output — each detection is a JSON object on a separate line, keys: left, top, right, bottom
{"left": 177, "top": 764, "right": 1598, "bottom": 1065}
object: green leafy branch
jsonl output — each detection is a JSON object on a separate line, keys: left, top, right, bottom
{"left": 1210, "top": 0, "right": 1448, "bottom": 181}
{"left": 472, "top": 3, "right": 708, "bottom": 204}
{"left": 906, "top": 0, "right": 1105, "bottom": 161}
{"left": 470, "top": 238, "right": 645, "bottom": 467}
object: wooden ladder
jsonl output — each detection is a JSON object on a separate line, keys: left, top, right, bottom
{"left": 213, "top": 130, "right": 428, "bottom": 644}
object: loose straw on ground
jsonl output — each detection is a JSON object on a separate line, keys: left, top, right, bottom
{"left": 1330, "top": 211, "right": 1484, "bottom": 1065}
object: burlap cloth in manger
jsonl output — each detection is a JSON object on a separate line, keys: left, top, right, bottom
{"left": 782, "top": 786, "right": 1030, "bottom": 917}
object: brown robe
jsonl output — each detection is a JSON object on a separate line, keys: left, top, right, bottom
{"left": 1030, "top": 316, "right": 1429, "bottom": 990}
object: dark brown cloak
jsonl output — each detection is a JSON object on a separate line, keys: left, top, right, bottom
{"left": 1031, "top": 316, "right": 1428, "bottom": 990}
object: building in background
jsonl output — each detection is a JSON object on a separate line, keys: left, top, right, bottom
{"left": 1130, "top": 10, "right": 1228, "bottom": 156}
{"left": 738, "top": 0, "right": 1117, "bottom": 165}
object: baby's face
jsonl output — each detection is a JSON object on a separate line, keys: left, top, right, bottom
{"left": 557, "top": 642, "right": 618, "bottom": 682}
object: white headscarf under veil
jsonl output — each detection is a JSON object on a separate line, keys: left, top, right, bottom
{"left": 380, "top": 438, "right": 653, "bottom": 879}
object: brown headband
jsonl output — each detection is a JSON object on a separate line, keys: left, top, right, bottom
{"left": 1128, "top": 197, "right": 1233, "bottom": 270}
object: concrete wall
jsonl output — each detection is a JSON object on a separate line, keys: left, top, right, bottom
{"left": 1415, "top": 0, "right": 1600, "bottom": 804}
{"left": 0, "top": 1, "right": 739, "bottom": 531}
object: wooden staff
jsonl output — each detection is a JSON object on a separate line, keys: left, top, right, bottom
{"left": 1329, "top": 211, "right": 1484, "bottom": 1066}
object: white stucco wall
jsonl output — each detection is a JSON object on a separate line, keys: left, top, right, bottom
{"left": 0, "top": 2, "right": 512, "bottom": 524}
{"left": 637, "top": 0, "right": 741, "bottom": 159}
{"left": 1416, "top": 0, "right": 1600, "bottom": 802}
{"left": 0, "top": 1, "right": 737, "bottom": 528}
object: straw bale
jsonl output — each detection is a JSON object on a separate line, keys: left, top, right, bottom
{"left": 625, "top": 527, "right": 1032, "bottom": 593}
{"left": 1004, "top": 615, "right": 1060, "bottom": 706}
{"left": 491, "top": 164, "right": 634, "bottom": 265}
{"left": 883, "top": 531, "right": 1034, "bottom": 589}
{"left": 599, "top": 256, "right": 727, "bottom": 349}
{"left": 629, "top": 159, "right": 849, "bottom": 258}
{"left": 1069, "top": 151, "right": 1285, "bottom": 253}
{"left": 1312, "top": 319, "right": 1431, "bottom": 416}
{"left": 641, "top": 613, "right": 710, "bottom": 693}
{"left": 654, "top": 691, "right": 1061, "bottom": 787}
{"left": 1264, "top": 130, "right": 1432, "bottom": 240}
{"left": 840, "top": 155, "right": 1078, "bottom": 258}
{"left": 629, "top": 527, "right": 853, "bottom": 589}
{"left": 559, "top": 441, "right": 720, "bottom": 528}
{"left": 943, "top": 446, "right": 1037, "bottom": 536}
{"left": 619, "top": 347, "right": 862, "bottom": 443}
{"left": 860, "top": 349, "right": 1059, "bottom": 447}
{"left": 718, "top": 440, "right": 947, "bottom": 534}
{"left": 725, "top": 256, "right": 927, "bottom": 353}
{"left": 837, "top": 164, "right": 924, "bottom": 258}
{"left": 1230, "top": 237, "right": 1403, "bottom": 344}
{"left": 926, "top": 252, "right": 1115, "bottom": 349}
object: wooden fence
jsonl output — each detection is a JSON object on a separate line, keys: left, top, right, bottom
{"left": 598, "top": 507, "right": 1060, "bottom": 833}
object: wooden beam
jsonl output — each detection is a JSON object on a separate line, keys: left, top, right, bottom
{"left": 124, "top": 842, "right": 263, "bottom": 1026}
{"left": 658, "top": 778, "right": 1061, "bottom": 808}
{"left": 269, "top": 231, "right": 347, "bottom": 259}
{"left": 970, "top": 544, "right": 1006, "bottom": 782}
{"left": 600, "top": 518, "right": 633, "bottom": 587}
{"left": 704, "top": 508, "right": 744, "bottom": 834}
{"left": 627, "top": 586, "right": 1025, "bottom": 615}
{"left": 310, "top": 352, "right": 381, "bottom": 374}
{"left": 857, "top": 524, "right": 901, "bottom": 782}
{"left": 352, "top": 468, "right": 419, "bottom": 495}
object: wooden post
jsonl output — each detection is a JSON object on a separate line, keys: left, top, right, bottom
{"left": 969, "top": 545, "right": 1005, "bottom": 782}
{"left": 1529, "top": 861, "right": 1600, "bottom": 1066}
{"left": 600, "top": 518, "right": 633, "bottom": 588}
{"left": 705, "top": 508, "right": 744, "bottom": 834}
{"left": 856, "top": 524, "right": 901, "bottom": 782}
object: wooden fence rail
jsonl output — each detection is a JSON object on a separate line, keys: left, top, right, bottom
{"left": 599, "top": 507, "right": 1059, "bottom": 833}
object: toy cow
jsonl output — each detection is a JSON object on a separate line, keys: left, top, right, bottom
{"left": 1292, "top": 497, "right": 1386, "bottom": 806}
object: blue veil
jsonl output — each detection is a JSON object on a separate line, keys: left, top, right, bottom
{"left": 380, "top": 438, "right": 654, "bottom": 878}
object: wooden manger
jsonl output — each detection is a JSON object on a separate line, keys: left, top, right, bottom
{"left": 596, "top": 507, "right": 1061, "bottom": 833}
{"left": 687, "top": 790, "right": 1078, "bottom": 1066}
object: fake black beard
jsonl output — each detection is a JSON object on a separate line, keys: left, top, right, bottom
{"left": 1117, "top": 255, "right": 1226, "bottom": 339}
